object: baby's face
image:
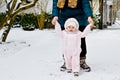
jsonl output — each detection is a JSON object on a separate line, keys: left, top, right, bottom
{"left": 66, "top": 26, "right": 76, "bottom": 32}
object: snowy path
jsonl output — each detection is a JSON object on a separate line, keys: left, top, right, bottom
{"left": 0, "top": 23, "right": 120, "bottom": 80}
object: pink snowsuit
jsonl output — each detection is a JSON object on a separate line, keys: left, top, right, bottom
{"left": 55, "top": 18, "right": 91, "bottom": 73}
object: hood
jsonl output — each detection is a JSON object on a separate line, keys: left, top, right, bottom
{"left": 64, "top": 18, "right": 79, "bottom": 31}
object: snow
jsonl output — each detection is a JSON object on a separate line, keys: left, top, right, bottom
{"left": 0, "top": 21, "right": 120, "bottom": 80}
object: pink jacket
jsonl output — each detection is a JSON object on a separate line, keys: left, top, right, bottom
{"left": 55, "top": 22, "right": 91, "bottom": 55}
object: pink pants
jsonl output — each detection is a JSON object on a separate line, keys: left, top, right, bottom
{"left": 64, "top": 48, "right": 81, "bottom": 72}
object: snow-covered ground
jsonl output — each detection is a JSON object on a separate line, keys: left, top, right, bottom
{"left": 0, "top": 21, "right": 120, "bottom": 80}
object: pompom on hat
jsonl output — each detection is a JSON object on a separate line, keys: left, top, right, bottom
{"left": 64, "top": 18, "right": 79, "bottom": 31}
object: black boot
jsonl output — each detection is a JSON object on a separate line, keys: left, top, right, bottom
{"left": 60, "top": 55, "right": 66, "bottom": 71}
{"left": 80, "top": 57, "right": 91, "bottom": 72}
{"left": 74, "top": 72, "right": 79, "bottom": 76}
{"left": 60, "top": 62, "right": 66, "bottom": 71}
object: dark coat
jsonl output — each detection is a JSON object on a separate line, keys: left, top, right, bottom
{"left": 52, "top": 0, "right": 93, "bottom": 29}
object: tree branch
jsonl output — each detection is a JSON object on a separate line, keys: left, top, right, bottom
{"left": 12, "top": 0, "right": 38, "bottom": 17}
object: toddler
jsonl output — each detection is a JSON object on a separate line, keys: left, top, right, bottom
{"left": 55, "top": 18, "right": 92, "bottom": 76}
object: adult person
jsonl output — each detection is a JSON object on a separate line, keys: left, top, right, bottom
{"left": 51, "top": 0, "right": 94, "bottom": 72}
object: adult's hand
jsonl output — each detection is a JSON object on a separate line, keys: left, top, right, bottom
{"left": 88, "top": 16, "right": 95, "bottom": 29}
{"left": 52, "top": 16, "right": 58, "bottom": 25}
{"left": 88, "top": 16, "right": 94, "bottom": 25}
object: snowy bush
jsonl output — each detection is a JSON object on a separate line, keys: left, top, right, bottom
{"left": 93, "top": 14, "right": 101, "bottom": 28}
{"left": 20, "top": 13, "right": 37, "bottom": 31}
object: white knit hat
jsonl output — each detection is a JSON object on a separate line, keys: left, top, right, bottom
{"left": 64, "top": 18, "right": 79, "bottom": 31}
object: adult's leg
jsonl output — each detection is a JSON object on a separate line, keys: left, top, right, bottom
{"left": 79, "top": 26, "right": 87, "bottom": 58}
{"left": 60, "top": 55, "right": 66, "bottom": 71}
{"left": 80, "top": 38, "right": 87, "bottom": 57}
{"left": 79, "top": 27, "right": 91, "bottom": 72}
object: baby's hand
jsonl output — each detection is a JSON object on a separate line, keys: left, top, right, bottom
{"left": 55, "top": 21, "right": 61, "bottom": 28}
{"left": 55, "top": 21, "right": 58, "bottom": 26}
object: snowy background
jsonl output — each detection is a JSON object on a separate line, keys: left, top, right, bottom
{"left": 0, "top": 20, "right": 120, "bottom": 80}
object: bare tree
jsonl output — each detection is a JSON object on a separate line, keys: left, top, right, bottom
{"left": 98, "top": 0, "right": 104, "bottom": 29}
{"left": 0, "top": 0, "right": 38, "bottom": 42}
